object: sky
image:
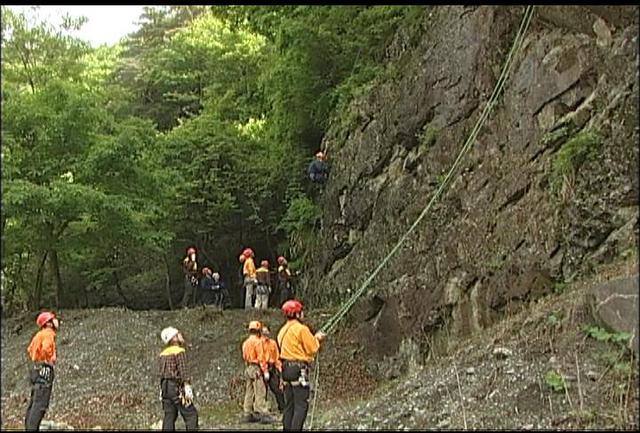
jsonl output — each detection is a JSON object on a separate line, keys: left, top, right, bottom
{"left": 5, "top": 5, "right": 146, "bottom": 47}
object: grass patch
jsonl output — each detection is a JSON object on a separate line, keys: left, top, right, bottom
{"left": 417, "top": 122, "right": 439, "bottom": 149}
{"left": 550, "top": 129, "right": 602, "bottom": 194}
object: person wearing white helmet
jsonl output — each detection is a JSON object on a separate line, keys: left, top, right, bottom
{"left": 211, "top": 272, "right": 228, "bottom": 309}
{"left": 159, "top": 327, "right": 198, "bottom": 430}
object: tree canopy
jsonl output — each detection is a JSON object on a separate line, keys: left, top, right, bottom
{"left": 1, "top": 5, "right": 427, "bottom": 312}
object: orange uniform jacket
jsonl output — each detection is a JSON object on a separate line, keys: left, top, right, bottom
{"left": 277, "top": 320, "right": 320, "bottom": 363}
{"left": 242, "top": 334, "right": 268, "bottom": 373}
{"left": 27, "top": 327, "right": 57, "bottom": 364}
{"left": 243, "top": 257, "right": 256, "bottom": 279}
{"left": 262, "top": 337, "right": 282, "bottom": 372}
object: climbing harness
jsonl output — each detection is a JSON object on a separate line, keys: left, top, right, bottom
{"left": 308, "top": 6, "right": 536, "bottom": 428}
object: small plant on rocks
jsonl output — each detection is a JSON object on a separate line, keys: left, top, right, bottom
{"left": 544, "top": 370, "right": 566, "bottom": 393}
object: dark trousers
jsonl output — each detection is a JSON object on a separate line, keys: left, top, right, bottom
{"left": 283, "top": 383, "right": 310, "bottom": 431}
{"left": 279, "top": 285, "right": 294, "bottom": 307}
{"left": 182, "top": 276, "right": 197, "bottom": 308}
{"left": 267, "top": 367, "right": 285, "bottom": 412}
{"left": 212, "top": 290, "right": 224, "bottom": 307}
{"left": 25, "top": 366, "right": 54, "bottom": 431}
{"left": 161, "top": 379, "right": 198, "bottom": 431}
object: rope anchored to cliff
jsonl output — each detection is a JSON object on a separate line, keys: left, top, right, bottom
{"left": 309, "top": 5, "right": 536, "bottom": 429}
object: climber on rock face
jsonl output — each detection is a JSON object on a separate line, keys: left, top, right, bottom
{"left": 307, "top": 151, "right": 329, "bottom": 184}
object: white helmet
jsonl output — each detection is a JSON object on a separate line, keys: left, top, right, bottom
{"left": 161, "top": 327, "right": 180, "bottom": 344}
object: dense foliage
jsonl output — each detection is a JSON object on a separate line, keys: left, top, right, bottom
{"left": 1, "top": 5, "right": 426, "bottom": 312}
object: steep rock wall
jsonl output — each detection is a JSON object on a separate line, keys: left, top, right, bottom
{"left": 307, "top": 6, "right": 638, "bottom": 369}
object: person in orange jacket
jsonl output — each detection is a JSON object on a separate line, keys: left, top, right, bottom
{"left": 277, "top": 300, "right": 326, "bottom": 431}
{"left": 242, "top": 249, "right": 257, "bottom": 310}
{"left": 25, "top": 311, "right": 59, "bottom": 431}
{"left": 261, "top": 324, "right": 285, "bottom": 413}
{"left": 241, "top": 321, "right": 276, "bottom": 424}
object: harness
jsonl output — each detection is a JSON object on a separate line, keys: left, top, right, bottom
{"left": 277, "top": 321, "right": 310, "bottom": 387}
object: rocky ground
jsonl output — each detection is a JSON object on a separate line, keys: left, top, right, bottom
{"left": 1, "top": 259, "right": 638, "bottom": 430}
{"left": 314, "top": 260, "right": 639, "bottom": 430}
{"left": 0, "top": 304, "right": 375, "bottom": 430}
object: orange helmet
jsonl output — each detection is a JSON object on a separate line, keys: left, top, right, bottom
{"left": 36, "top": 311, "right": 56, "bottom": 328}
{"left": 239, "top": 254, "right": 246, "bottom": 263}
{"left": 282, "top": 299, "right": 303, "bottom": 316}
{"left": 248, "top": 320, "right": 262, "bottom": 331}
{"left": 187, "top": 247, "right": 196, "bottom": 255}
{"left": 277, "top": 256, "right": 287, "bottom": 265}
{"left": 242, "top": 248, "right": 254, "bottom": 258}
{"left": 261, "top": 260, "right": 269, "bottom": 268}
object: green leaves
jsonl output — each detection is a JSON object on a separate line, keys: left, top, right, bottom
{"left": 544, "top": 370, "right": 566, "bottom": 393}
{"left": 2, "top": 5, "right": 428, "bottom": 311}
{"left": 584, "top": 325, "right": 632, "bottom": 345}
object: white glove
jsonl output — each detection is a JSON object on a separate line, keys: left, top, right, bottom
{"left": 184, "top": 384, "right": 193, "bottom": 401}
{"left": 264, "top": 371, "right": 270, "bottom": 381}
{"left": 315, "top": 331, "right": 327, "bottom": 341}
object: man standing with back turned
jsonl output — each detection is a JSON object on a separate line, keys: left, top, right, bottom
{"left": 277, "top": 300, "right": 326, "bottom": 431}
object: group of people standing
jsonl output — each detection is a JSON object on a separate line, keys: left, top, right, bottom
{"left": 238, "top": 247, "right": 295, "bottom": 311}
{"left": 181, "top": 246, "right": 296, "bottom": 311}
{"left": 25, "top": 300, "right": 325, "bottom": 432}
{"left": 157, "top": 299, "right": 325, "bottom": 431}
{"left": 181, "top": 247, "right": 230, "bottom": 309}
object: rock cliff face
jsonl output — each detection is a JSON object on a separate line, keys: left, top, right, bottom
{"left": 307, "top": 6, "right": 638, "bottom": 368}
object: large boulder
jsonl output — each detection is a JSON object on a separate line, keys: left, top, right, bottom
{"left": 588, "top": 274, "right": 639, "bottom": 353}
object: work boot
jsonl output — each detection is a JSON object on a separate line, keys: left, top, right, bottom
{"left": 259, "top": 414, "right": 277, "bottom": 424}
{"left": 242, "top": 413, "right": 259, "bottom": 423}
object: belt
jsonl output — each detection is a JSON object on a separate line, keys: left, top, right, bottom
{"left": 161, "top": 377, "right": 182, "bottom": 382}
{"left": 282, "top": 360, "right": 309, "bottom": 367}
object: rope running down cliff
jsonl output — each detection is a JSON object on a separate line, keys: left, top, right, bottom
{"left": 308, "top": 5, "right": 536, "bottom": 428}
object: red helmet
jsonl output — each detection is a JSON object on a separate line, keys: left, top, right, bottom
{"left": 282, "top": 299, "right": 303, "bottom": 316}
{"left": 202, "top": 267, "right": 212, "bottom": 276}
{"left": 242, "top": 248, "right": 254, "bottom": 258}
{"left": 187, "top": 247, "right": 196, "bottom": 255}
{"left": 277, "top": 256, "right": 287, "bottom": 265}
{"left": 36, "top": 311, "right": 56, "bottom": 328}
{"left": 261, "top": 260, "right": 269, "bottom": 268}
{"left": 239, "top": 254, "right": 246, "bottom": 263}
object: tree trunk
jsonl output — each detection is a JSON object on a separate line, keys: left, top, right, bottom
{"left": 113, "top": 271, "right": 131, "bottom": 308}
{"left": 49, "top": 249, "right": 63, "bottom": 310}
{"left": 163, "top": 256, "right": 174, "bottom": 310}
{"left": 33, "top": 251, "right": 49, "bottom": 310}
